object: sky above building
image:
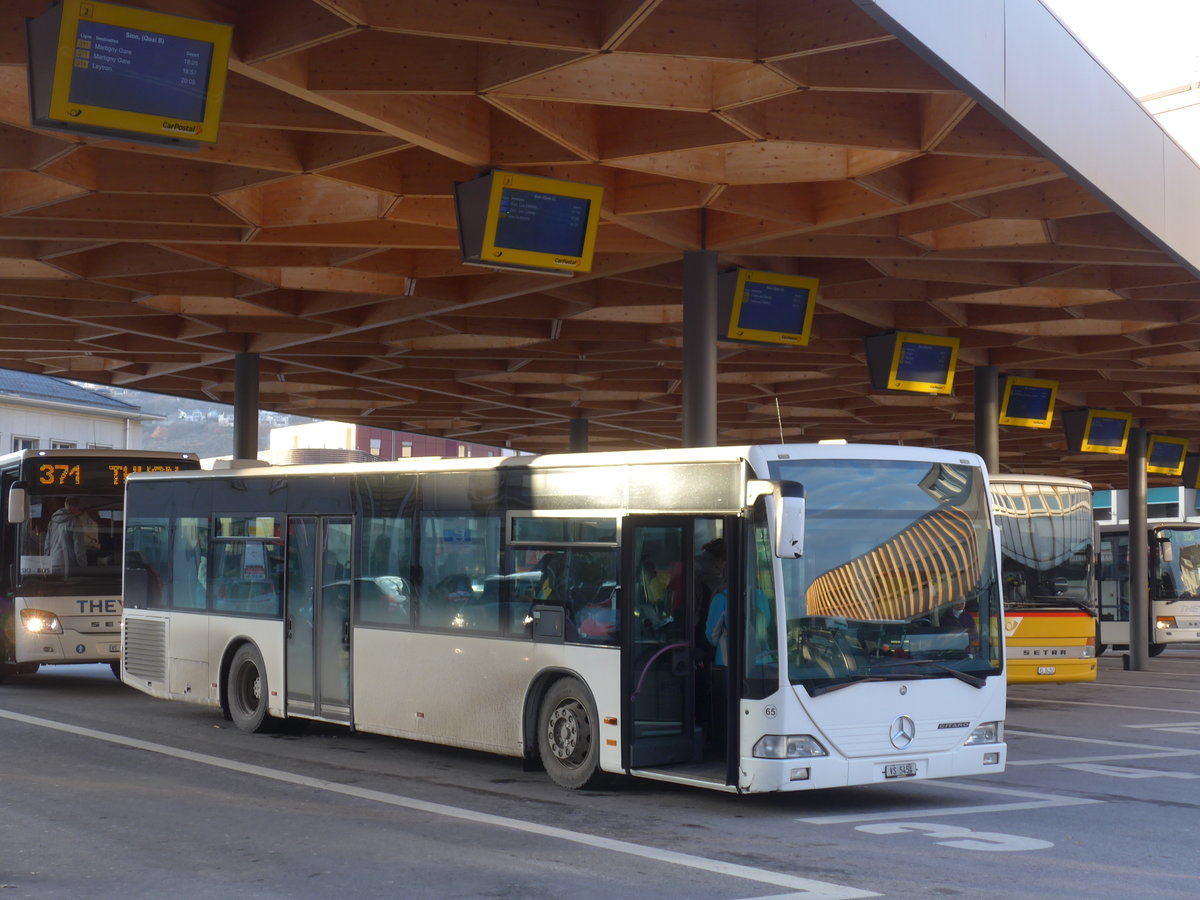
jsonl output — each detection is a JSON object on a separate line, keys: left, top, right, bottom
{"left": 1044, "top": 0, "right": 1200, "bottom": 97}
{"left": 1044, "top": 0, "right": 1200, "bottom": 158}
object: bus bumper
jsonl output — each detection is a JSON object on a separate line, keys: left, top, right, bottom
{"left": 13, "top": 627, "right": 121, "bottom": 665}
{"left": 738, "top": 742, "right": 1007, "bottom": 793}
{"left": 1005, "top": 659, "right": 1097, "bottom": 683}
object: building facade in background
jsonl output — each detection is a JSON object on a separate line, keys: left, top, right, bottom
{"left": 0, "top": 370, "right": 157, "bottom": 452}
{"left": 267, "top": 421, "right": 517, "bottom": 463}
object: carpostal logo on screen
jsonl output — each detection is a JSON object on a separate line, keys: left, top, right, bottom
{"left": 161, "top": 120, "right": 202, "bottom": 136}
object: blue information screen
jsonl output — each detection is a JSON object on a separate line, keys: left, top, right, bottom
{"left": 735, "top": 281, "right": 810, "bottom": 334}
{"left": 1087, "top": 415, "right": 1128, "bottom": 448}
{"left": 69, "top": 20, "right": 213, "bottom": 121}
{"left": 494, "top": 189, "right": 590, "bottom": 258}
{"left": 1149, "top": 441, "right": 1184, "bottom": 468}
{"left": 1004, "top": 384, "right": 1052, "bottom": 421}
{"left": 896, "top": 341, "right": 952, "bottom": 385}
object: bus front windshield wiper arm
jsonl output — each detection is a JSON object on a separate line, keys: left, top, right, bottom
{"left": 805, "top": 662, "right": 986, "bottom": 696}
{"left": 861, "top": 658, "right": 987, "bottom": 689}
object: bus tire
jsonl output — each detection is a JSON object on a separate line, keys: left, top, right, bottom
{"left": 537, "top": 677, "right": 603, "bottom": 790}
{"left": 18, "top": 663, "right": 39, "bottom": 676}
{"left": 109, "top": 661, "right": 120, "bottom": 679}
{"left": 227, "top": 643, "right": 274, "bottom": 734}
{"left": 1095, "top": 644, "right": 1107, "bottom": 657}
{"left": 1148, "top": 642, "right": 1167, "bottom": 657}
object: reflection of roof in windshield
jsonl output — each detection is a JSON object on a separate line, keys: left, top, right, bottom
{"left": 769, "top": 459, "right": 967, "bottom": 512}
{"left": 806, "top": 506, "right": 984, "bottom": 620}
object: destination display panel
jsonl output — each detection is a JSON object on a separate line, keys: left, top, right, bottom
{"left": 998, "top": 376, "right": 1058, "bottom": 429}
{"left": 1062, "top": 409, "right": 1132, "bottom": 455}
{"left": 26, "top": 0, "right": 232, "bottom": 147}
{"left": 719, "top": 269, "right": 819, "bottom": 347}
{"left": 455, "top": 171, "right": 604, "bottom": 275}
{"left": 865, "top": 331, "right": 960, "bottom": 395}
{"left": 1146, "top": 435, "right": 1188, "bottom": 476}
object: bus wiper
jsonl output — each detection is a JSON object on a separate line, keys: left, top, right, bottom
{"left": 866, "top": 658, "right": 987, "bottom": 688}
{"left": 805, "top": 662, "right": 986, "bottom": 696}
{"left": 805, "top": 675, "right": 893, "bottom": 696}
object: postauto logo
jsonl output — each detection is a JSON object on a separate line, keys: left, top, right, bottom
{"left": 162, "top": 120, "right": 201, "bottom": 135}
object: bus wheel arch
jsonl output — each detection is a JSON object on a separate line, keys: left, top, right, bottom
{"left": 223, "top": 640, "right": 276, "bottom": 733}
{"left": 533, "top": 672, "right": 604, "bottom": 790}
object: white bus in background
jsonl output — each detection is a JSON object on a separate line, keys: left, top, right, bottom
{"left": 0, "top": 448, "right": 200, "bottom": 682}
{"left": 1095, "top": 488, "right": 1200, "bottom": 655}
{"left": 121, "top": 444, "right": 1006, "bottom": 793}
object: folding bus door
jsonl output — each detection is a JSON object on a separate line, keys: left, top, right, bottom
{"left": 622, "top": 516, "right": 729, "bottom": 770}
{"left": 285, "top": 516, "right": 353, "bottom": 722}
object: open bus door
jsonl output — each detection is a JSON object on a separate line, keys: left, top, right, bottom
{"left": 621, "top": 516, "right": 737, "bottom": 783}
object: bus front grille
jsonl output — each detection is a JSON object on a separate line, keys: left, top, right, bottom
{"left": 123, "top": 618, "right": 167, "bottom": 682}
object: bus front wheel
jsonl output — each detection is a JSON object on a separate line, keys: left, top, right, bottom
{"left": 537, "top": 677, "right": 602, "bottom": 790}
{"left": 227, "top": 643, "right": 274, "bottom": 733}
{"left": 1148, "top": 642, "right": 1167, "bottom": 657}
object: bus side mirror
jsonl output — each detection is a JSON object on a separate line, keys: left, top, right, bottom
{"left": 7, "top": 481, "right": 28, "bottom": 524}
{"left": 771, "top": 481, "right": 805, "bottom": 559}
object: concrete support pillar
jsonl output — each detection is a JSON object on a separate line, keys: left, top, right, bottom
{"left": 1127, "top": 427, "right": 1149, "bottom": 671}
{"left": 682, "top": 250, "right": 718, "bottom": 448}
{"left": 569, "top": 417, "right": 589, "bottom": 453}
{"left": 974, "top": 365, "right": 1000, "bottom": 473}
{"left": 234, "top": 352, "right": 260, "bottom": 462}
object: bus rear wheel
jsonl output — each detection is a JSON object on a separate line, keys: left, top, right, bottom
{"left": 537, "top": 677, "right": 602, "bottom": 790}
{"left": 227, "top": 643, "right": 274, "bottom": 733}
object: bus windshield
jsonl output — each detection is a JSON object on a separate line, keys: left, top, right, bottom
{"left": 993, "top": 480, "right": 1094, "bottom": 611}
{"left": 1153, "top": 526, "right": 1200, "bottom": 601}
{"left": 767, "top": 458, "right": 1001, "bottom": 693}
{"left": 18, "top": 491, "right": 124, "bottom": 597}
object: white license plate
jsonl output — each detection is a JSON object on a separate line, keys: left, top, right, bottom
{"left": 884, "top": 762, "right": 918, "bottom": 779}
{"left": 108, "top": 644, "right": 120, "bottom": 653}
{"left": 1037, "top": 666, "right": 1057, "bottom": 675}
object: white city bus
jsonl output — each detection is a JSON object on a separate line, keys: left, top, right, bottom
{"left": 1098, "top": 523, "right": 1200, "bottom": 656}
{"left": 990, "top": 474, "right": 1097, "bottom": 683}
{"left": 0, "top": 448, "right": 200, "bottom": 681}
{"left": 121, "top": 444, "right": 1006, "bottom": 793}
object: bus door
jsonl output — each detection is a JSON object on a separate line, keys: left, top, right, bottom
{"left": 1097, "top": 531, "right": 1130, "bottom": 648}
{"left": 285, "top": 516, "right": 353, "bottom": 722}
{"left": 622, "top": 516, "right": 730, "bottom": 771}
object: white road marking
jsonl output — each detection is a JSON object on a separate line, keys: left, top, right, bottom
{"left": 1008, "top": 697, "right": 1200, "bottom": 713}
{"left": 1001, "top": 728, "right": 1200, "bottom": 765}
{"left": 0, "top": 708, "right": 878, "bottom": 900}
{"left": 1008, "top": 751, "right": 1198, "bottom": 766}
{"left": 797, "top": 779, "right": 1100, "bottom": 825}
{"left": 854, "top": 822, "right": 1053, "bottom": 852}
{"left": 1060, "top": 763, "right": 1200, "bottom": 780}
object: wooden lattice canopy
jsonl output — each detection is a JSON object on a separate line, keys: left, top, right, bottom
{"left": 2, "top": 0, "right": 1199, "bottom": 487}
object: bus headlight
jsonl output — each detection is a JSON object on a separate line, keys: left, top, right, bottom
{"left": 964, "top": 721, "right": 1002, "bottom": 745}
{"left": 1156, "top": 617, "right": 1176, "bottom": 630}
{"left": 21, "top": 609, "right": 63, "bottom": 634}
{"left": 753, "top": 734, "right": 828, "bottom": 759}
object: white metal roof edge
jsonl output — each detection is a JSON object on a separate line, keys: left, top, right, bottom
{"left": 854, "top": 0, "right": 1200, "bottom": 279}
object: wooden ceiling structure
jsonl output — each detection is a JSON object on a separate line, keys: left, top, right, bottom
{"left": 2, "top": 0, "right": 1199, "bottom": 487}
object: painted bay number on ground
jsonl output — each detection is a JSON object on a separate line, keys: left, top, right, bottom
{"left": 855, "top": 822, "right": 1054, "bottom": 852}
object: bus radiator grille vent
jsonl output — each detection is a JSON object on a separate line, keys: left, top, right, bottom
{"left": 123, "top": 618, "right": 167, "bottom": 683}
